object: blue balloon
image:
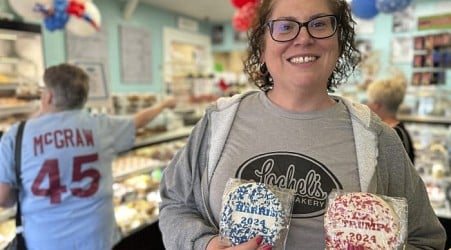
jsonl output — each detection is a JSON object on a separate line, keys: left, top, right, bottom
{"left": 43, "top": 0, "right": 69, "bottom": 31}
{"left": 351, "top": 0, "right": 379, "bottom": 19}
{"left": 376, "top": 0, "right": 412, "bottom": 13}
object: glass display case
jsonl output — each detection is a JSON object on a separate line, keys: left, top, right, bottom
{"left": 399, "top": 88, "right": 451, "bottom": 219}
{"left": 0, "top": 21, "right": 44, "bottom": 136}
{"left": 0, "top": 20, "right": 44, "bottom": 89}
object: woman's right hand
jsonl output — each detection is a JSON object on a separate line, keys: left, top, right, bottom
{"left": 206, "top": 235, "right": 272, "bottom": 250}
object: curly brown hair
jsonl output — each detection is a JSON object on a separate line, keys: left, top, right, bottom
{"left": 243, "top": 0, "right": 361, "bottom": 92}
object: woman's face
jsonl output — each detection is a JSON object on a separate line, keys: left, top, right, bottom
{"left": 262, "top": 0, "right": 340, "bottom": 93}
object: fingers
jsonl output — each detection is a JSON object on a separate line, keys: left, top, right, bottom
{"left": 233, "top": 236, "right": 272, "bottom": 250}
{"left": 206, "top": 236, "right": 229, "bottom": 250}
{"left": 257, "top": 243, "right": 272, "bottom": 250}
{"left": 206, "top": 235, "right": 272, "bottom": 250}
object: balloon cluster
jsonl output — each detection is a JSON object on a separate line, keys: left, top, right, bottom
{"left": 351, "top": 0, "right": 412, "bottom": 20}
{"left": 7, "top": 0, "right": 101, "bottom": 36}
{"left": 230, "top": 0, "right": 258, "bottom": 32}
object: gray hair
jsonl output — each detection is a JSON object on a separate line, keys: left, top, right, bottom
{"left": 43, "top": 63, "right": 89, "bottom": 110}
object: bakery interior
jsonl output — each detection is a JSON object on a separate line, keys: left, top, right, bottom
{"left": 0, "top": 0, "right": 450, "bottom": 249}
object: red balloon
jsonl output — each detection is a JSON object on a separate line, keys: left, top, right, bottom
{"left": 232, "top": 1, "right": 258, "bottom": 31}
{"left": 230, "top": 0, "right": 256, "bottom": 9}
{"left": 67, "top": 0, "right": 86, "bottom": 17}
{"left": 232, "top": 14, "right": 248, "bottom": 31}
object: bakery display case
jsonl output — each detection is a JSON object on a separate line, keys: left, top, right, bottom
{"left": 0, "top": 208, "right": 15, "bottom": 249}
{"left": 0, "top": 21, "right": 44, "bottom": 247}
{"left": 0, "top": 21, "right": 44, "bottom": 137}
{"left": 112, "top": 134, "right": 189, "bottom": 237}
{"left": 112, "top": 129, "right": 191, "bottom": 250}
{"left": 399, "top": 88, "right": 451, "bottom": 216}
{"left": 0, "top": 122, "right": 193, "bottom": 248}
{"left": 403, "top": 123, "right": 451, "bottom": 213}
{"left": 398, "top": 88, "right": 451, "bottom": 247}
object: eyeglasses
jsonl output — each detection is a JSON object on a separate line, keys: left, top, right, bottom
{"left": 267, "top": 15, "right": 338, "bottom": 42}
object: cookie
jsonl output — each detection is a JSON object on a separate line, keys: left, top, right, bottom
{"left": 324, "top": 192, "right": 400, "bottom": 249}
{"left": 220, "top": 182, "right": 287, "bottom": 246}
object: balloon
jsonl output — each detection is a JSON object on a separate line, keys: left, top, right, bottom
{"left": 232, "top": 1, "right": 257, "bottom": 32}
{"left": 232, "top": 13, "right": 248, "bottom": 32}
{"left": 230, "top": 0, "right": 257, "bottom": 9}
{"left": 65, "top": 1, "right": 101, "bottom": 36}
{"left": 43, "top": 0, "right": 70, "bottom": 31}
{"left": 351, "top": 0, "right": 379, "bottom": 19}
{"left": 7, "top": 0, "right": 52, "bottom": 21}
{"left": 376, "top": 0, "right": 412, "bottom": 13}
{"left": 67, "top": 0, "right": 86, "bottom": 17}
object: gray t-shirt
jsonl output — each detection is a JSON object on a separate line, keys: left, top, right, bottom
{"left": 210, "top": 92, "right": 360, "bottom": 249}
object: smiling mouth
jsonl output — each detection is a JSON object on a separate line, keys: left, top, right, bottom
{"left": 288, "top": 56, "right": 318, "bottom": 64}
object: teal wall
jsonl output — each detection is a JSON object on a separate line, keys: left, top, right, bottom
{"left": 211, "top": 22, "right": 247, "bottom": 53}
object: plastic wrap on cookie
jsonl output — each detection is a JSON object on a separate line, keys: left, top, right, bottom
{"left": 324, "top": 190, "right": 407, "bottom": 250}
{"left": 219, "top": 178, "right": 295, "bottom": 249}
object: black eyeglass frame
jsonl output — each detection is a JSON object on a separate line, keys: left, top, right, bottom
{"left": 266, "top": 14, "right": 339, "bottom": 42}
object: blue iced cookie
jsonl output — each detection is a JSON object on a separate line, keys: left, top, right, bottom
{"left": 220, "top": 182, "right": 286, "bottom": 246}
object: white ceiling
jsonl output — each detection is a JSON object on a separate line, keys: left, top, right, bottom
{"left": 138, "top": 0, "right": 236, "bottom": 22}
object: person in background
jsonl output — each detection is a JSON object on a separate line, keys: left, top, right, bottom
{"left": 0, "top": 63, "right": 176, "bottom": 250}
{"left": 366, "top": 73, "right": 416, "bottom": 164}
{"left": 158, "top": 0, "right": 445, "bottom": 249}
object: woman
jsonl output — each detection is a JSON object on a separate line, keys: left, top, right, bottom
{"left": 159, "top": 0, "right": 445, "bottom": 249}
{"left": 366, "top": 76, "right": 416, "bottom": 164}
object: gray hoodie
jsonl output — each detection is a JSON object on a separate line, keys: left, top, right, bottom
{"left": 159, "top": 91, "right": 446, "bottom": 250}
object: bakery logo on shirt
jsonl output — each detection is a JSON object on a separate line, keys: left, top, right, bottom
{"left": 236, "top": 151, "right": 342, "bottom": 218}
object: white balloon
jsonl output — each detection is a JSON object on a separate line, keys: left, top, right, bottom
{"left": 65, "top": 1, "right": 101, "bottom": 37}
{"left": 7, "top": 0, "right": 53, "bottom": 21}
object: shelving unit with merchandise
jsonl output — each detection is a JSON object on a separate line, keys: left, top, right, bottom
{"left": 412, "top": 32, "right": 451, "bottom": 86}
